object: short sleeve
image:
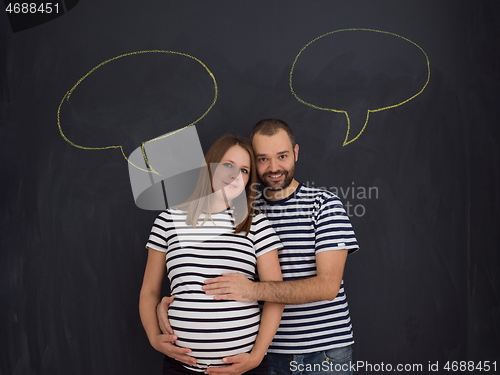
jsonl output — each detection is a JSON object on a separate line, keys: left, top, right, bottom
{"left": 250, "top": 213, "right": 283, "bottom": 257}
{"left": 145, "top": 211, "right": 173, "bottom": 253}
{"left": 314, "top": 193, "right": 359, "bottom": 254}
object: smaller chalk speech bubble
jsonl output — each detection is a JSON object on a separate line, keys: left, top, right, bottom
{"left": 289, "top": 29, "right": 430, "bottom": 145}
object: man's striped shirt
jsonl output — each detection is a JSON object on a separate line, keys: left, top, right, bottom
{"left": 257, "top": 184, "right": 359, "bottom": 353}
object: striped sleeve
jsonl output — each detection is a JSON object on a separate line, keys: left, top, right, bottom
{"left": 146, "top": 211, "right": 173, "bottom": 253}
{"left": 314, "top": 193, "right": 359, "bottom": 254}
{"left": 251, "top": 213, "right": 283, "bottom": 257}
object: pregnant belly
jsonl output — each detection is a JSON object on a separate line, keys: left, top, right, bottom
{"left": 168, "top": 298, "right": 261, "bottom": 370}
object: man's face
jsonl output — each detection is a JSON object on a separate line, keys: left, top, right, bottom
{"left": 252, "top": 129, "right": 299, "bottom": 191}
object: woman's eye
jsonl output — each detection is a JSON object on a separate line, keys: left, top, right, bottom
{"left": 241, "top": 169, "right": 249, "bottom": 174}
{"left": 223, "top": 163, "right": 233, "bottom": 168}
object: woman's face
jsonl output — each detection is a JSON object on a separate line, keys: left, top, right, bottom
{"left": 211, "top": 145, "right": 251, "bottom": 202}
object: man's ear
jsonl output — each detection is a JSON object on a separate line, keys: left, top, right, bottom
{"left": 293, "top": 144, "right": 299, "bottom": 162}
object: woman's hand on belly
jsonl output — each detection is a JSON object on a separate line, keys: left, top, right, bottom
{"left": 151, "top": 333, "right": 197, "bottom": 367}
{"left": 157, "top": 296, "right": 174, "bottom": 334}
{"left": 205, "top": 352, "right": 262, "bottom": 375}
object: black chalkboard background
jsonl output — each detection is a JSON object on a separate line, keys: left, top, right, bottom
{"left": 1, "top": 1, "right": 499, "bottom": 374}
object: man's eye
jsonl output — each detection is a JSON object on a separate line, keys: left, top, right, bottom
{"left": 279, "top": 154, "right": 287, "bottom": 159}
{"left": 258, "top": 158, "right": 267, "bottom": 162}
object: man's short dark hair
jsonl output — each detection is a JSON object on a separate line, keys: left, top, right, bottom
{"left": 251, "top": 118, "right": 295, "bottom": 146}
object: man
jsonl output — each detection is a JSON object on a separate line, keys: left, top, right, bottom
{"left": 156, "top": 119, "right": 359, "bottom": 375}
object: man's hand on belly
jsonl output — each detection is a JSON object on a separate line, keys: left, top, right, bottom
{"left": 202, "top": 273, "right": 256, "bottom": 302}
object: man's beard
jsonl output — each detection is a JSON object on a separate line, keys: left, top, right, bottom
{"left": 259, "top": 165, "right": 295, "bottom": 191}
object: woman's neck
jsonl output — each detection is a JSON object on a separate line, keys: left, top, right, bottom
{"left": 209, "top": 191, "right": 230, "bottom": 213}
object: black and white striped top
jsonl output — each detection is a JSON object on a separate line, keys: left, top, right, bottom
{"left": 146, "top": 209, "right": 282, "bottom": 372}
{"left": 256, "top": 184, "right": 359, "bottom": 354}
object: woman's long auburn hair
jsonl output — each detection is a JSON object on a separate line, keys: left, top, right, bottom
{"left": 179, "top": 134, "right": 257, "bottom": 235}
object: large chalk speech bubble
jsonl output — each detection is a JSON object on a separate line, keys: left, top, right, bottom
{"left": 57, "top": 50, "right": 218, "bottom": 173}
{"left": 290, "top": 29, "right": 430, "bottom": 145}
{"left": 57, "top": 50, "right": 222, "bottom": 212}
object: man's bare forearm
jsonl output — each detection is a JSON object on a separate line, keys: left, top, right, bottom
{"left": 251, "top": 275, "right": 341, "bottom": 304}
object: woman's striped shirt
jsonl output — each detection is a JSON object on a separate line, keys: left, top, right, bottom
{"left": 146, "top": 209, "right": 282, "bottom": 372}
{"left": 256, "top": 184, "right": 359, "bottom": 354}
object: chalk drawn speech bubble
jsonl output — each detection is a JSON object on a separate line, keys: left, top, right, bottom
{"left": 289, "top": 29, "right": 430, "bottom": 145}
{"left": 57, "top": 51, "right": 219, "bottom": 211}
{"left": 57, "top": 50, "right": 218, "bottom": 173}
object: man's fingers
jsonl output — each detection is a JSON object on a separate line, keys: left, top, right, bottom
{"left": 203, "top": 273, "right": 239, "bottom": 285}
{"left": 212, "top": 294, "right": 232, "bottom": 301}
{"left": 203, "top": 285, "right": 225, "bottom": 294}
{"left": 202, "top": 285, "right": 233, "bottom": 299}
{"left": 203, "top": 276, "right": 225, "bottom": 285}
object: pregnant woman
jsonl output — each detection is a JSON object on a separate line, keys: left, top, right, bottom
{"left": 139, "top": 134, "right": 283, "bottom": 374}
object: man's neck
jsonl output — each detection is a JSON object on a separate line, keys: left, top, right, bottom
{"left": 262, "top": 179, "right": 299, "bottom": 201}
